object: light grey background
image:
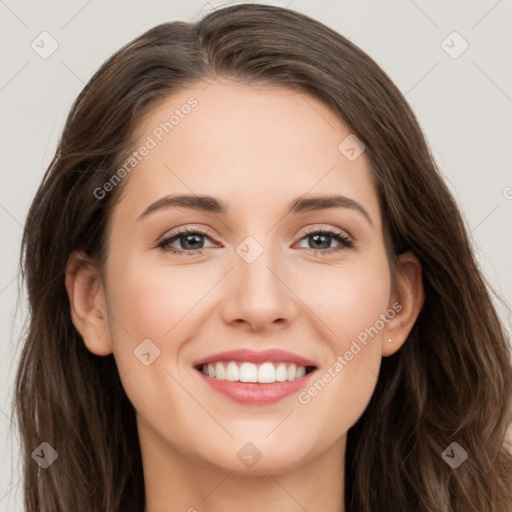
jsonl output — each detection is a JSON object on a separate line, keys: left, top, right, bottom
{"left": 1, "top": 0, "right": 511, "bottom": 509}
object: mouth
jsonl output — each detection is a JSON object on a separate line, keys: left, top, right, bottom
{"left": 194, "top": 361, "right": 317, "bottom": 383}
{"left": 192, "top": 348, "right": 319, "bottom": 404}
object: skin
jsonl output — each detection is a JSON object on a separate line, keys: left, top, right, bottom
{"left": 66, "top": 78, "right": 424, "bottom": 512}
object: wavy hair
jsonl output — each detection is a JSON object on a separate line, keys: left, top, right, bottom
{"left": 12, "top": 3, "right": 512, "bottom": 511}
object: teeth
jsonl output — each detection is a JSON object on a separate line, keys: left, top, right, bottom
{"left": 296, "top": 366, "right": 306, "bottom": 378}
{"left": 275, "top": 363, "right": 288, "bottom": 381}
{"left": 226, "top": 361, "right": 239, "bottom": 381}
{"left": 257, "top": 362, "right": 275, "bottom": 383}
{"left": 216, "top": 362, "right": 226, "bottom": 380}
{"left": 199, "top": 361, "right": 311, "bottom": 383}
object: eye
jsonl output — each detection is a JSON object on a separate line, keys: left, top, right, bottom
{"left": 294, "top": 227, "right": 354, "bottom": 255}
{"left": 157, "top": 226, "right": 354, "bottom": 256}
{"left": 157, "top": 227, "right": 216, "bottom": 256}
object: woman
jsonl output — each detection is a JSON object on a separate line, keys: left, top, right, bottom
{"left": 13, "top": 3, "right": 512, "bottom": 511}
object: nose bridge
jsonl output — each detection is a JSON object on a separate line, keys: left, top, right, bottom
{"left": 234, "top": 232, "right": 284, "bottom": 296}
{"left": 220, "top": 229, "right": 296, "bottom": 330}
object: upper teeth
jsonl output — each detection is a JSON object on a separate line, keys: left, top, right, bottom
{"left": 200, "top": 361, "right": 308, "bottom": 383}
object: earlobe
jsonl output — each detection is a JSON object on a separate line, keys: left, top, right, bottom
{"left": 382, "top": 251, "right": 424, "bottom": 357}
{"left": 65, "top": 250, "right": 113, "bottom": 356}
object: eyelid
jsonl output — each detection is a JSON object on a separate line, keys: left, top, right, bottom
{"left": 157, "top": 224, "right": 216, "bottom": 243}
{"left": 300, "top": 224, "right": 353, "bottom": 241}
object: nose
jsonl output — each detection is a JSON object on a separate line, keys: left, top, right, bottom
{"left": 220, "top": 240, "right": 298, "bottom": 333}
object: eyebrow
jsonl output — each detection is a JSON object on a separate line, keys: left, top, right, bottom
{"left": 137, "top": 193, "right": 373, "bottom": 227}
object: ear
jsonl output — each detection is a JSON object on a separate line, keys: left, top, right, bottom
{"left": 382, "top": 251, "right": 424, "bottom": 357}
{"left": 65, "top": 250, "right": 112, "bottom": 356}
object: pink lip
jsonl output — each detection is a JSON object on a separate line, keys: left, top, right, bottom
{"left": 192, "top": 348, "right": 317, "bottom": 368}
{"left": 196, "top": 369, "right": 317, "bottom": 404}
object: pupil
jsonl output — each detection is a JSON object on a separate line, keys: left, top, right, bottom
{"left": 311, "top": 234, "right": 330, "bottom": 249}
{"left": 182, "top": 234, "right": 203, "bottom": 250}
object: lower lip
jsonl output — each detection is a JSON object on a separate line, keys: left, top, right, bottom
{"left": 195, "top": 368, "right": 316, "bottom": 404}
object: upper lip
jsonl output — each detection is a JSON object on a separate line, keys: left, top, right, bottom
{"left": 192, "top": 348, "right": 317, "bottom": 368}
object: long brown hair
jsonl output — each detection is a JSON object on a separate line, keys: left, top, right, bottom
{"left": 12, "top": 3, "right": 512, "bottom": 511}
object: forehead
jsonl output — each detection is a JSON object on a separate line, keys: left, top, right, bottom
{"left": 113, "top": 79, "right": 380, "bottom": 228}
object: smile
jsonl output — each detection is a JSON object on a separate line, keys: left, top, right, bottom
{"left": 197, "top": 361, "right": 315, "bottom": 383}
{"left": 192, "top": 348, "right": 318, "bottom": 404}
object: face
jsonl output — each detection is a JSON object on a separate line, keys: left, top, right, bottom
{"left": 71, "top": 78, "right": 421, "bottom": 476}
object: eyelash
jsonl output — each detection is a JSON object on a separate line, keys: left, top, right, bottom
{"left": 156, "top": 226, "right": 354, "bottom": 257}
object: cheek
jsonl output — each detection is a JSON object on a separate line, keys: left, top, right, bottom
{"left": 293, "top": 255, "right": 390, "bottom": 419}
{"left": 102, "top": 252, "right": 226, "bottom": 390}
{"left": 299, "top": 254, "right": 392, "bottom": 346}
{"left": 105, "top": 253, "right": 195, "bottom": 339}
{"left": 102, "top": 256, "right": 197, "bottom": 420}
